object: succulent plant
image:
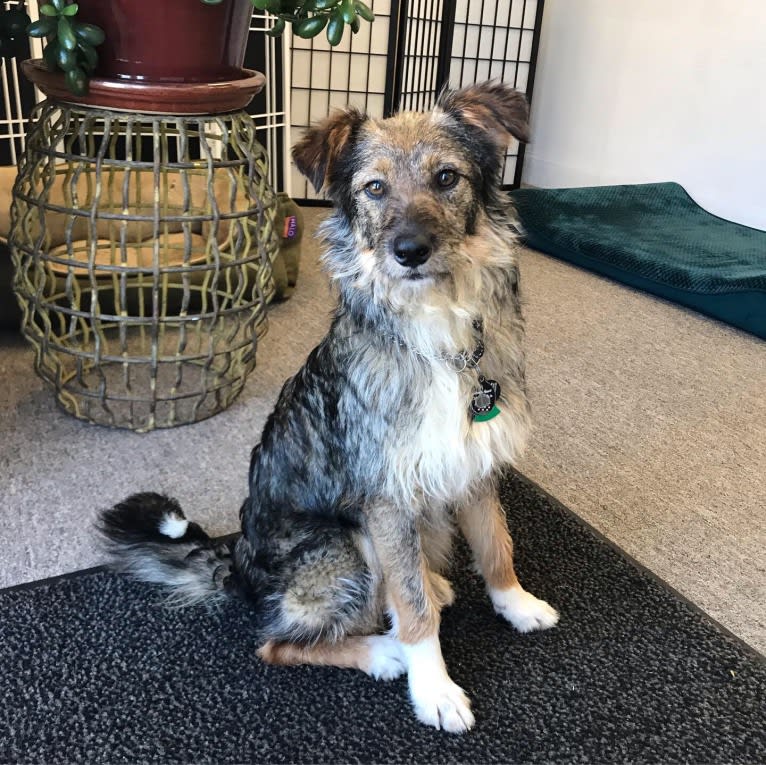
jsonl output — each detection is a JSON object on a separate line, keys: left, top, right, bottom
{"left": 27, "top": 0, "right": 104, "bottom": 95}
{"left": 205, "top": 0, "right": 375, "bottom": 46}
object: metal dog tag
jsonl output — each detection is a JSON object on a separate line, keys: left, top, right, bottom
{"left": 470, "top": 376, "right": 501, "bottom": 420}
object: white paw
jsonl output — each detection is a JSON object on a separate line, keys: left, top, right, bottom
{"left": 490, "top": 585, "right": 559, "bottom": 633}
{"left": 364, "top": 635, "right": 406, "bottom": 681}
{"left": 409, "top": 679, "right": 475, "bottom": 733}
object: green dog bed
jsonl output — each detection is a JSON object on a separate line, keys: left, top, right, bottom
{"left": 509, "top": 182, "right": 766, "bottom": 339}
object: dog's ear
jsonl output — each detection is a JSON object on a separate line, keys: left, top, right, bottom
{"left": 292, "top": 108, "right": 367, "bottom": 193}
{"left": 436, "top": 81, "right": 530, "bottom": 146}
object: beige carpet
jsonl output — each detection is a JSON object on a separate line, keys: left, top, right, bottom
{"left": 518, "top": 245, "right": 765, "bottom": 654}
{"left": 1, "top": 205, "right": 763, "bottom": 654}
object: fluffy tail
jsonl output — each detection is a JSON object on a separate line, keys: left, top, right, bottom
{"left": 98, "top": 492, "right": 235, "bottom": 607}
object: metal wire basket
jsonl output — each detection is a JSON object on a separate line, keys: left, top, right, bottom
{"left": 9, "top": 102, "right": 279, "bottom": 432}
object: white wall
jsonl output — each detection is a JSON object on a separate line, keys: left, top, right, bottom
{"left": 523, "top": 0, "right": 766, "bottom": 229}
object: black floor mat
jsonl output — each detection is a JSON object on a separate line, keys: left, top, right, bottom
{"left": 1, "top": 471, "right": 763, "bottom": 764}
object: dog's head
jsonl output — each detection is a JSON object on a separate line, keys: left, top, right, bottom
{"left": 292, "top": 82, "right": 529, "bottom": 312}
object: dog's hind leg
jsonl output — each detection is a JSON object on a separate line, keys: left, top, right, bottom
{"left": 457, "top": 484, "right": 559, "bottom": 633}
{"left": 257, "top": 635, "right": 406, "bottom": 681}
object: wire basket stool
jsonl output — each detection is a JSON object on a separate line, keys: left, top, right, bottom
{"left": 9, "top": 102, "right": 279, "bottom": 432}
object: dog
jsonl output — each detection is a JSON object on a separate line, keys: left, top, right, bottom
{"left": 99, "top": 81, "right": 559, "bottom": 733}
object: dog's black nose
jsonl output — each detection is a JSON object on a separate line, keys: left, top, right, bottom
{"left": 392, "top": 233, "right": 432, "bottom": 268}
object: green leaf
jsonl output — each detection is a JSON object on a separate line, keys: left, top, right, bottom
{"left": 265, "top": 16, "right": 286, "bottom": 37}
{"left": 56, "top": 44, "right": 77, "bottom": 70}
{"left": 251, "top": 0, "right": 270, "bottom": 10}
{"left": 62, "top": 4, "right": 79, "bottom": 16}
{"left": 339, "top": 0, "right": 356, "bottom": 25}
{"left": 76, "top": 40, "right": 98, "bottom": 72}
{"left": 39, "top": 4, "right": 59, "bottom": 16}
{"left": 65, "top": 65, "right": 88, "bottom": 96}
{"left": 312, "top": 0, "right": 340, "bottom": 9}
{"left": 294, "top": 15, "right": 328, "bottom": 39}
{"left": 73, "top": 22, "right": 105, "bottom": 46}
{"left": 27, "top": 17, "right": 58, "bottom": 37}
{"left": 326, "top": 11, "right": 344, "bottom": 46}
{"left": 58, "top": 16, "right": 77, "bottom": 50}
{"left": 354, "top": 1, "right": 375, "bottom": 23}
{"left": 41, "top": 40, "right": 59, "bottom": 69}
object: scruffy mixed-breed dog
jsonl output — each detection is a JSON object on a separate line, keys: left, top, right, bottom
{"left": 99, "top": 81, "right": 559, "bottom": 733}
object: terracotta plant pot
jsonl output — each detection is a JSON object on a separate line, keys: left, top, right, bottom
{"left": 75, "top": 0, "right": 254, "bottom": 83}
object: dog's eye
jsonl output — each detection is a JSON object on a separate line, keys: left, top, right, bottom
{"left": 435, "top": 169, "right": 459, "bottom": 190}
{"left": 364, "top": 180, "right": 386, "bottom": 199}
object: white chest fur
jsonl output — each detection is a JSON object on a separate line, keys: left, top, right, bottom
{"left": 386, "top": 360, "right": 529, "bottom": 506}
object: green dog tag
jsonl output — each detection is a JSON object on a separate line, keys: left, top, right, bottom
{"left": 473, "top": 405, "right": 501, "bottom": 422}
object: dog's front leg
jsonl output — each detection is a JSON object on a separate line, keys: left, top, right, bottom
{"left": 458, "top": 486, "right": 559, "bottom": 633}
{"left": 368, "top": 506, "right": 475, "bottom": 733}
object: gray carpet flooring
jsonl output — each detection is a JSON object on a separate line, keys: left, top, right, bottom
{"left": 1, "top": 205, "right": 764, "bottom": 656}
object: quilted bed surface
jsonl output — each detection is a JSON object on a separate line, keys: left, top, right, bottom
{"left": 510, "top": 182, "right": 766, "bottom": 338}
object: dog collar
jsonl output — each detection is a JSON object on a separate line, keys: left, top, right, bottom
{"left": 441, "top": 319, "right": 485, "bottom": 373}
{"left": 463, "top": 320, "right": 502, "bottom": 423}
{"left": 396, "top": 319, "right": 502, "bottom": 422}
